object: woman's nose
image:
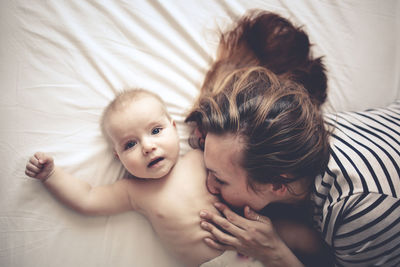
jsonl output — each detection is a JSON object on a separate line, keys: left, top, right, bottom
{"left": 206, "top": 175, "right": 220, "bottom": 195}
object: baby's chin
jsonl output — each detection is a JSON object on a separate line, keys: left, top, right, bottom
{"left": 128, "top": 167, "right": 173, "bottom": 180}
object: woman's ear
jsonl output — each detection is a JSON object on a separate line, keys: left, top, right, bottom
{"left": 271, "top": 183, "right": 287, "bottom": 196}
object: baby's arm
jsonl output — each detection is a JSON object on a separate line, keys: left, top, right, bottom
{"left": 25, "top": 152, "right": 135, "bottom": 216}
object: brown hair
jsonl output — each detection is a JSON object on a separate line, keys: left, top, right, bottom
{"left": 186, "top": 67, "right": 330, "bottom": 191}
{"left": 202, "top": 10, "right": 327, "bottom": 107}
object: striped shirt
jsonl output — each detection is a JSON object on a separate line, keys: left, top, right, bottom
{"left": 312, "top": 100, "right": 400, "bottom": 266}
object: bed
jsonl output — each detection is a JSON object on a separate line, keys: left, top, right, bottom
{"left": 1, "top": 1, "right": 399, "bottom": 266}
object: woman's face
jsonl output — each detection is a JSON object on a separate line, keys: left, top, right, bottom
{"left": 203, "top": 133, "right": 273, "bottom": 211}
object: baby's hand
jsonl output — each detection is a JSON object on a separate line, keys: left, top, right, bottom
{"left": 25, "top": 152, "right": 55, "bottom": 181}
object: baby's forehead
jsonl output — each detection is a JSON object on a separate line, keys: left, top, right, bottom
{"left": 123, "top": 93, "right": 164, "bottom": 109}
{"left": 103, "top": 91, "right": 170, "bottom": 131}
{"left": 110, "top": 94, "right": 169, "bottom": 121}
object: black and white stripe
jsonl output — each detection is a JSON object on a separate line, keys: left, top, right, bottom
{"left": 313, "top": 101, "right": 400, "bottom": 266}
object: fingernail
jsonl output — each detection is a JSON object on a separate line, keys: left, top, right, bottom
{"left": 245, "top": 206, "right": 252, "bottom": 213}
{"left": 214, "top": 202, "right": 222, "bottom": 209}
{"left": 199, "top": 211, "right": 207, "bottom": 217}
{"left": 200, "top": 221, "right": 208, "bottom": 228}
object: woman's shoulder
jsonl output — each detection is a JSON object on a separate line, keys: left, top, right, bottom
{"left": 321, "top": 102, "right": 400, "bottom": 198}
{"left": 324, "top": 100, "right": 400, "bottom": 132}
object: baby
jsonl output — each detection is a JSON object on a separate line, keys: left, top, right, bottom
{"left": 25, "top": 89, "right": 223, "bottom": 267}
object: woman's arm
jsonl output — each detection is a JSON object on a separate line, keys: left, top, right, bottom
{"left": 273, "top": 219, "right": 333, "bottom": 267}
{"left": 25, "top": 152, "right": 134, "bottom": 215}
{"left": 199, "top": 202, "right": 305, "bottom": 267}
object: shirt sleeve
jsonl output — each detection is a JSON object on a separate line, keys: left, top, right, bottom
{"left": 328, "top": 192, "right": 400, "bottom": 266}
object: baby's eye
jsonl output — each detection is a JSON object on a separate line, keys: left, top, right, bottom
{"left": 152, "top": 127, "right": 162, "bottom": 135}
{"left": 124, "top": 141, "right": 137, "bottom": 150}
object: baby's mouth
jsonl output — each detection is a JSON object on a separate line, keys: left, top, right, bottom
{"left": 148, "top": 157, "right": 164, "bottom": 167}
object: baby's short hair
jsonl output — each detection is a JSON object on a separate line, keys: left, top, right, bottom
{"left": 100, "top": 88, "right": 168, "bottom": 147}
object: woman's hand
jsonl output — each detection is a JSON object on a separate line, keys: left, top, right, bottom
{"left": 199, "top": 202, "right": 304, "bottom": 267}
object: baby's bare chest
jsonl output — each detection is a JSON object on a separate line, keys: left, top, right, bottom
{"left": 134, "top": 156, "right": 222, "bottom": 265}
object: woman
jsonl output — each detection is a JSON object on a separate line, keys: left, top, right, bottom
{"left": 189, "top": 67, "right": 400, "bottom": 266}
{"left": 188, "top": 66, "right": 331, "bottom": 266}
{"left": 188, "top": 10, "right": 331, "bottom": 266}
{"left": 186, "top": 10, "right": 400, "bottom": 267}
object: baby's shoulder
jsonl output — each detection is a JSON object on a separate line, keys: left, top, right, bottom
{"left": 181, "top": 149, "right": 204, "bottom": 163}
{"left": 178, "top": 149, "right": 205, "bottom": 171}
{"left": 118, "top": 176, "right": 161, "bottom": 194}
{"left": 171, "top": 149, "right": 206, "bottom": 182}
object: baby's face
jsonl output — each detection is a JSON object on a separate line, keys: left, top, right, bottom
{"left": 107, "top": 95, "right": 180, "bottom": 179}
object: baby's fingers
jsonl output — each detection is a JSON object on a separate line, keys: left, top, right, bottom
{"left": 25, "top": 161, "right": 43, "bottom": 179}
{"left": 34, "top": 152, "right": 53, "bottom": 165}
{"left": 25, "top": 152, "right": 55, "bottom": 180}
{"left": 25, "top": 168, "right": 38, "bottom": 178}
{"left": 26, "top": 161, "right": 41, "bottom": 174}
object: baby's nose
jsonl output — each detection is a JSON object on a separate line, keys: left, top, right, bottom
{"left": 142, "top": 139, "right": 156, "bottom": 154}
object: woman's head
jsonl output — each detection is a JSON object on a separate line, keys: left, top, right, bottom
{"left": 185, "top": 67, "right": 329, "bottom": 209}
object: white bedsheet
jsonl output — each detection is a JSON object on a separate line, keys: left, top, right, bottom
{"left": 1, "top": 1, "right": 399, "bottom": 266}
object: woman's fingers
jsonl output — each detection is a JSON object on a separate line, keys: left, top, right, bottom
{"left": 213, "top": 202, "right": 252, "bottom": 229}
{"left": 200, "top": 219, "right": 239, "bottom": 248}
{"left": 200, "top": 206, "right": 246, "bottom": 238}
{"left": 200, "top": 210, "right": 244, "bottom": 238}
{"left": 199, "top": 204, "right": 292, "bottom": 263}
{"left": 199, "top": 205, "right": 290, "bottom": 263}
{"left": 203, "top": 237, "right": 236, "bottom": 251}
{"left": 244, "top": 206, "right": 271, "bottom": 225}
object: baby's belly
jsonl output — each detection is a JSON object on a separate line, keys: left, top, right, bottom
{"left": 148, "top": 200, "right": 222, "bottom": 266}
